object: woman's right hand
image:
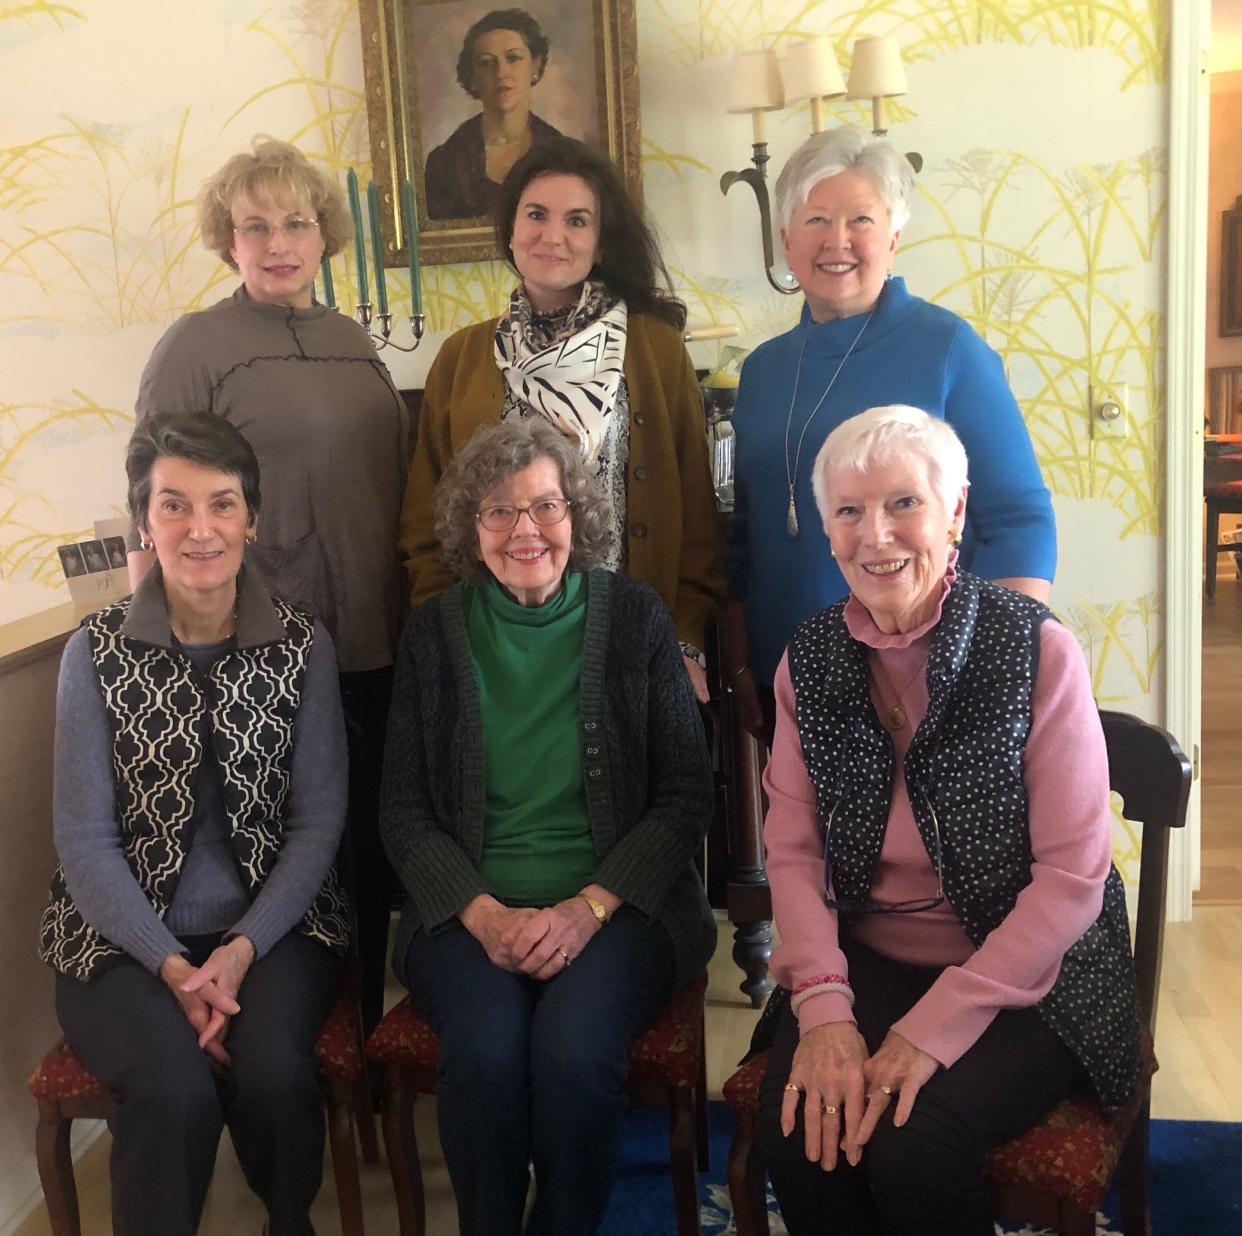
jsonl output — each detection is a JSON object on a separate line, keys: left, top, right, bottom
{"left": 159, "top": 954, "right": 239, "bottom": 1067}
{"left": 459, "top": 894, "right": 538, "bottom": 972}
{"left": 781, "top": 1021, "right": 870, "bottom": 1171}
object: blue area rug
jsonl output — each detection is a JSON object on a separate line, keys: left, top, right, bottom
{"left": 600, "top": 1102, "right": 1242, "bottom": 1235}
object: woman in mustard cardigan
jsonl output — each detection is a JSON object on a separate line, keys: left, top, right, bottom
{"left": 399, "top": 136, "right": 724, "bottom": 698}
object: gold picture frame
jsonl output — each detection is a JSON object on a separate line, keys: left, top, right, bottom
{"left": 359, "top": 0, "right": 640, "bottom": 268}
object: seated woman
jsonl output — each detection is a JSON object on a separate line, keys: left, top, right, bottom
{"left": 41, "top": 412, "right": 350, "bottom": 1236}
{"left": 756, "top": 406, "right": 1140, "bottom": 1236}
{"left": 381, "top": 419, "right": 717, "bottom": 1236}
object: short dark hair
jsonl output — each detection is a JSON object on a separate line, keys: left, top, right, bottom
{"left": 456, "top": 8, "right": 550, "bottom": 96}
{"left": 492, "top": 136, "right": 687, "bottom": 330}
{"left": 434, "top": 419, "right": 612, "bottom": 585}
{"left": 127, "top": 412, "right": 261, "bottom": 531}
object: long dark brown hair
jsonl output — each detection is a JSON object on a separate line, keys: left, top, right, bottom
{"left": 492, "top": 137, "right": 686, "bottom": 330}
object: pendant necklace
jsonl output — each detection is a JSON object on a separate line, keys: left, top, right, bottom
{"left": 871, "top": 656, "right": 924, "bottom": 732}
{"left": 783, "top": 309, "right": 875, "bottom": 539}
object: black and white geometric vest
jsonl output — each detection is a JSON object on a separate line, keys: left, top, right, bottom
{"left": 40, "top": 596, "right": 351, "bottom": 981}
{"left": 788, "top": 570, "right": 1140, "bottom": 1110}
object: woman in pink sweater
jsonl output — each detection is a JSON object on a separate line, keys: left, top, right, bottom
{"left": 756, "top": 405, "right": 1139, "bottom": 1236}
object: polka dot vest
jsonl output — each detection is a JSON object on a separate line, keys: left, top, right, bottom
{"left": 788, "top": 570, "right": 1140, "bottom": 1110}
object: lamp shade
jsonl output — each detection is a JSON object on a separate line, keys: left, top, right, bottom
{"left": 782, "top": 36, "right": 845, "bottom": 103}
{"left": 727, "top": 49, "right": 785, "bottom": 113}
{"left": 846, "top": 35, "right": 907, "bottom": 99}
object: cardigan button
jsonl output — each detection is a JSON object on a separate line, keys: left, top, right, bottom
{"left": 583, "top": 721, "right": 598, "bottom": 731}
{"left": 588, "top": 768, "right": 603, "bottom": 778}
{"left": 632, "top": 522, "right": 648, "bottom": 538}
{"left": 586, "top": 745, "right": 600, "bottom": 756}
{"left": 634, "top": 412, "right": 645, "bottom": 425}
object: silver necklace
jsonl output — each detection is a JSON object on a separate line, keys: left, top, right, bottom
{"left": 782, "top": 309, "right": 875, "bottom": 538}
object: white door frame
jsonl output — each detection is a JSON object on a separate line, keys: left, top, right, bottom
{"left": 1164, "top": 1, "right": 1210, "bottom": 921}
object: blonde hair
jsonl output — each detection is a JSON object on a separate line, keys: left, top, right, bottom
{"left": 197, "top": 137, "right": 351, "bottom": 270}
{"left": 811, "top": 405, "right": 968, "bottom": 522}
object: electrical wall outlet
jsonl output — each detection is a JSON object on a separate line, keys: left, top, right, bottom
{"left": 1093, "top": 384, "right": 1129, "bottom": 439}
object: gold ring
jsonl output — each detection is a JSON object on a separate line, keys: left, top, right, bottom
{"left": 560, "top": 950, "right": 571, "bottom": 966}
{"left": 783, "top": 1082, "right": 802, "bottom": 1094}
{"left": 822, "top": 1104, "right": 838, "bottom": 1115}
{"left": 880, "top": 1085, "right": 893, "bottom": 1096}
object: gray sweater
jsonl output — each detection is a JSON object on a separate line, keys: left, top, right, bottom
{"left": 380, "top": 570, "right": 718, "bottom": 987}
{"left": 54, "top": 617, "right": 347, "bottom": 973}
{"left": 133, "top": 286, "right": 408, "bottom": 672}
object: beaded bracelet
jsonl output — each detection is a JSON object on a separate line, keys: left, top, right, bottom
{"left": 790, "top": 972, "right": 855, "bottom": 1011}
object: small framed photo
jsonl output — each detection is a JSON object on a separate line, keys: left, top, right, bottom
{"left": 104, "top": 536, "right": 128, "bottom": 570}
{"left": 58, "top": 544, "right": 87, "bottom": 579}
{"left": 360, "top": 0, "right": 640, "bottom": 266}
{"left": 80, "top": 540, "right": 109, "bottom": 575}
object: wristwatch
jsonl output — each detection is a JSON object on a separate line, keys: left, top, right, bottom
{"left": 577, "top": 893, "right": 609, "bottom": 924}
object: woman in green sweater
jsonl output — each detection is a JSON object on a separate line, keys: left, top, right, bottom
{"left": 380, "top": 419, "right": 716, "bottom": 1236}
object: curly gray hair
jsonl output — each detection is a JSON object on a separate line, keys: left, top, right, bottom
{"left": 774, "top": 124, "right": 914, "bottom": 235}
{"left": 434, "top": 419, "right": 613, "bottom": 586}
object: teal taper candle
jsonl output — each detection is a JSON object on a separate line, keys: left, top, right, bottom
{"left": 401, "top": 178, "right": 422, "bottom": 315}
{"left": 345, "top": 167, "right": 369, "bottom": 307}
{"left": 366, "top": 180, "right": 388, "bottom": 316}
{"left": 319, "top": 255, "right": 335, "bottom": 308}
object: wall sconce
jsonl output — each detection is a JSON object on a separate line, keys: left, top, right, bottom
{"left": 720, "top": 34, "right": 921, "bottom": 294}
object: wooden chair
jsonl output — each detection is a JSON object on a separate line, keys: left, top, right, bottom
{"left": 720, "top": 709, "right": 1191, "bottom": 1236}
{"left": 27, "top": 961, "right": 380, "bottom": 1236}
{"left": 1204, "top": 479, "right": 1242, "bottom": 597}
{"left": 366, "top": 970, "right": 712, "bottom": 1236}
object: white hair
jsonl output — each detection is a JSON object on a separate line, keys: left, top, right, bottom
{"left": 774, "top": 124, "right": 915, "bottom": 235}
{"left": 811, "top": 405, "right": 969, "bottom": 523}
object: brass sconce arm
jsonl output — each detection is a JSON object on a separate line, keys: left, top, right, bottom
{"left": 720, "top": 143, "right": 801, "bottom": 297}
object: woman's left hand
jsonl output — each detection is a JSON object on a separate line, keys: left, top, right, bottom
{"left": 509, "top": 897, "right": 602, "bottom": 980}
{"left": 179, "top": 936, "right": 256, "bottom": 1056}
{"left": 845, "top": 1030, "right": 940, "bottom": 1157}
{"left": 683, "top": 655, "right": 710, "bottom": 704}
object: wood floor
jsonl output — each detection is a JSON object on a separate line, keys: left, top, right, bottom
{"left": 15, "top": 583, "right": 1241, "bottom": 1233}
{"left": 1199, "top": 569, "right": 1242, "bottom": 904}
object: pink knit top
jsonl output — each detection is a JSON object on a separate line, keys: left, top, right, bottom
{"left": 763, "top": 574, "right": 1113, "bottom": 1067}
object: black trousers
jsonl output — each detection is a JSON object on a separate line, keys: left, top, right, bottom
{"left": 338, "top": 665, "right": 397, "bottom": 1037}
{"left": 757, "top": 939, "right": 1086, "bottom": 1236}
{"left": 56, "top": 932, "right": 339, "bottom": 1236}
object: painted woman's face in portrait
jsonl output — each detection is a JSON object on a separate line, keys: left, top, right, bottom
{"left": 470, "top": 28, "right": 541, "bottom": 115}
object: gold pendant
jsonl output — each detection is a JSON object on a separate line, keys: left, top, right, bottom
{"left": 886, "top": 706, "right": 906, "bottom": 731}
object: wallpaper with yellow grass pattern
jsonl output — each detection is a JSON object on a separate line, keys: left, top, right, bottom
{"left": 2, "top": 1, "right": 1168, "bottom": 852}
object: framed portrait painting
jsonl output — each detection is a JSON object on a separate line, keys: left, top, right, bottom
{"left": 360, "top": 0, "right": 640, "bottom": 267}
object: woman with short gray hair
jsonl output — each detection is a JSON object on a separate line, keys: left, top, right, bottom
{"left": 380, "top": 418, "right": 716, "bottom": 1236}
{"left": 723, "top": 124, "right": 1056, "bottom": 745}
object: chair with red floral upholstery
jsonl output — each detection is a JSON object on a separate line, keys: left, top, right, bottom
{"left": 367, "top": 969, "right": 711, "bottom": 1236}
{"left": 28, "top": 959, "right": 379, "bottom": 1236}
{"left": 720, "top": 709, "right": 1191, "bottom": 1236}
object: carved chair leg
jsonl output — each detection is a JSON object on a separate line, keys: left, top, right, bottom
{"left": 35, "top": 1103, "right": 81, "bottom": 1236}
{"left": 381, "top": 1065, "right": 426, "bottom": 1236}
{"left": 1119, "top": 1102, "right": 1153, "bottom": 1236}
{"left": 326, "top": 1077, "right": 366, "bottom": 1236}
{"left": 732, "top": 919, "right": 775, "bottom": 1008}
{"left": 727, "top": 1109, "right": 769, "bottom": 1236}
{"left": 695, "top": 1025, "right": 710, "bottom": 1171}
{"left": 668, "top": 1087, "right": 701, "bottom": 1236}
{"left": 352, "top": 1069, "right": 380, "bottom": 1165}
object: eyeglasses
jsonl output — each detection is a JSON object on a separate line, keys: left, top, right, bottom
{"left": 232, "top": 216, "right": 320, "bottom": 242}
{"left": 476, "top": 498, "right": 573, "bottom": 532}
{"left": 822, "top": 788, "right": 945, "bottom": 916}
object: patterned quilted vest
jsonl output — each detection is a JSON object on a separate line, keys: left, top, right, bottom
{"left": 40, "top": 593, "right": 350, "bottom": 981}
{"left": 788, "top": 570, "right": 1140, "bottom": 1110}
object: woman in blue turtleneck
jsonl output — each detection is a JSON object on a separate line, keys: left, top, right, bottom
{"left": 722, "top": 125, "right": 1056, "bottom": 741}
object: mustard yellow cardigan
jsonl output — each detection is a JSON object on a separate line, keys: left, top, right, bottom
{"left": 398, "top": 312, "right": 725, "bottom": 649}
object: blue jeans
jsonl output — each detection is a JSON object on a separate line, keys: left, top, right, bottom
{"left": 403, "top": 909, "right": 677, "bottom": 1236}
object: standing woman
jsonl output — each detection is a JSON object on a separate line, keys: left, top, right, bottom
{"left": 130, "top": 137, "right": 408, "bottom": 1036}
{"left": 723, "top": 125, "right": 1056, "bottom": 741}
{"left": 425, "top": 7, "right": 563, "bottom": 220}
{"left": 44, "top": 412, "right": 349, "bottom": 1236}
{"left": 402, "top": 135, "right": 724, "bottom": 699}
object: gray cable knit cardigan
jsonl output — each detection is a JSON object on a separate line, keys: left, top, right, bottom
{"left": 380, "top": 569, "right": 717, "bottom": 986}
